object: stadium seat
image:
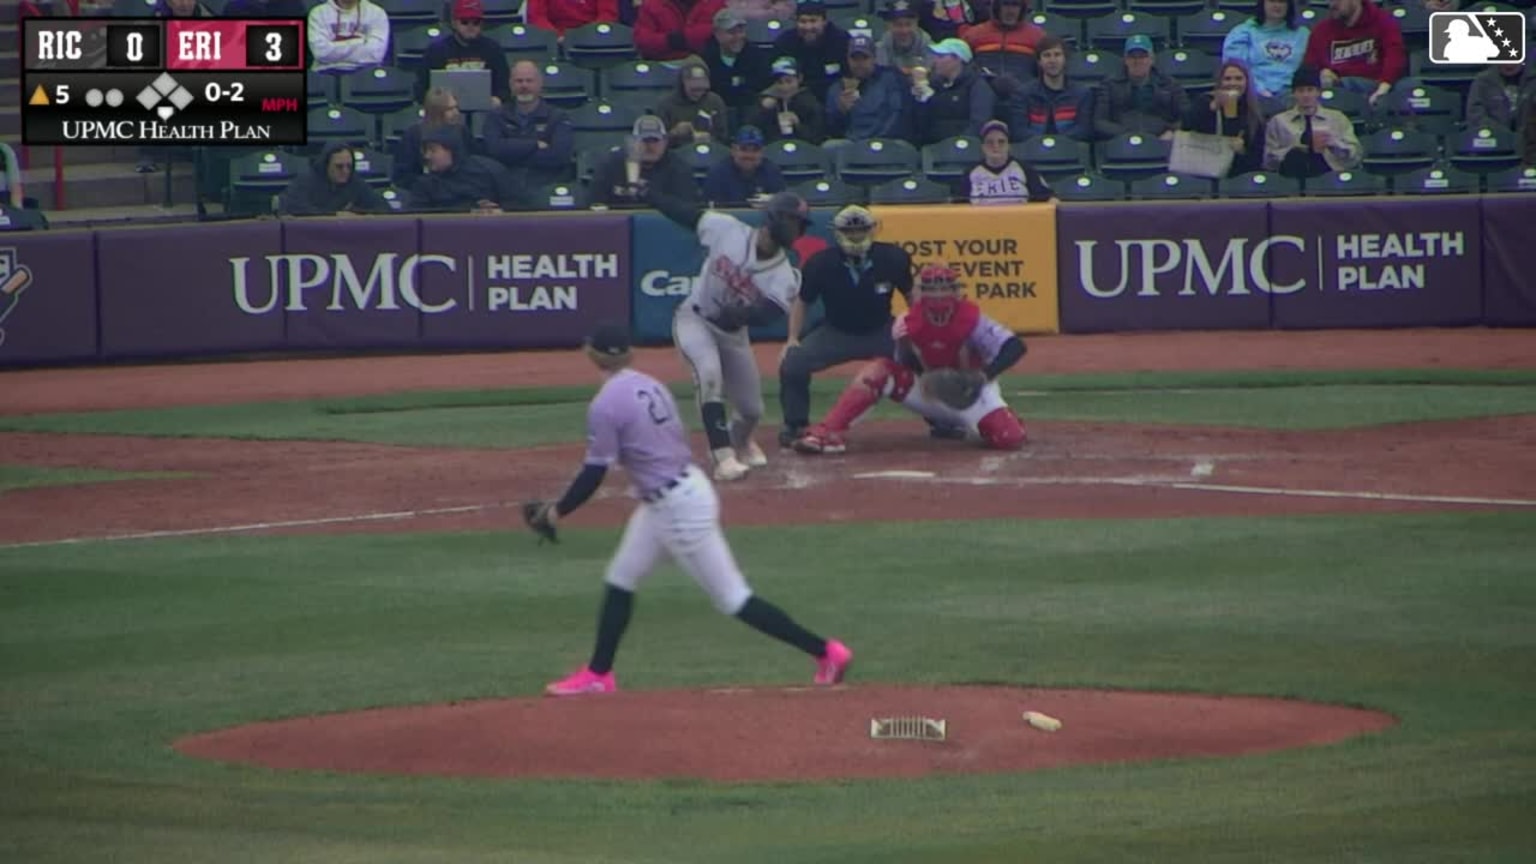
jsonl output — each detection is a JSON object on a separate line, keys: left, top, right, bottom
{"left": 391, "top": 26, "right": 443, "bottom": 70}
{"left": 1086, "top": 11, "right": 1173, "bottom": 52}
{"left": 1303, "top": 169, "right": 1387, "bottom": 197}
{"left": 1129, "top": 171, "right": 1213, "bottom": 200}
{"left": 380, "top": 106, "right": 424, "bottom": 150}
{"left": 1047, "top": 0, "right": 1119, "bottom": 20}
{"left": 1129, "top": 0, "right": 1206, "bottom": 16}
{"left": 228, "top": 151, "right": 306, "bottom": 217}
{"left": 830, "top": 11, "right": 884, "bottom": 41}
{"left": 535, "top": 62, "right": 597, "bottom": 108}
{"left": 535, "top": 182, "right": 586, "bottom": 210}
{"left": 1484, "top": 165, "right": 1536, "bottom": 194}
{"left": 1213, "top": 0, "right": 1251, "bottom": 11}
{"left": 821, "top": 0, "right": 862, "bottom": 10}
{"left": 921, "top": 136, "right": 983, "bottom": 183}
{"left": 488, "top": 23, "right": 561, "bottom": 62}
{"left": 746, "top": 18, "right": 791, "bottom": 51}
{"left": 1387, "top": 2, "right": 1431, "bottom": 50}
{"left": 1051, "top": 172, "right": 1125, "bottom": 201}
{"left": 681, "top": 140, "right": 724, "bottom": 181}
{"left": 601, "top": 60, "right": 679, "bottom": 100}
{"left": 1318, "top": 87, "right": 1368, "bottom": 123}
{"left": 1175, "top": 9, "right": 1242, "bottom": 54}
{"left": 1219, "top": 170, "right": 1301, "bottom": 198}
{"left": 791, "top": 178, "right": 864, "bottom": 207}
{"left": 377, "top": 187, "right": 408, "bottom": 211}
{"left": 340, "top": 66, "right": 416, "bottom": 115}
{"left": 373, "top": 0, "right": 438, "bottom": 27}
{"left": 868, "top": 175, "right": 954, "bottom": 204}
{"left": 1392, "top": 164, "right": 1479, "bottom": 195}
{"left": 111, "top": 0, "right": 156, "bottom": 15}
{"left": 1097, "top": 131, "right": 1171, "bottom": 182}
{"left": 577, "top": 143, "right": 620, "bottom": 185}
{"left": 1361, "top": 126, "right": 1440, "bottom": 176}
{"left": 305, "top": 106, "right": 375, "bottom": 152}
{"left": 1066, "top": 49, "right": 1117, "bottom": 85}
{"left": 834, "top": 138, "right": 922, "bottom": 185}
{"left": 1381, "top": 84, "right": 1463, "bottom": 137}
{"left": 1447, "top": 126, "right": 1523, "bottom": 174}
{"left": 1028, "top": 12, "right": 1080, "bottom": 47}
{"left": 349, "top": 147, "right": 394, "bottom": 188}
{"left": 307, "top": 73, "right": 337, "bottom": 107}
{"left": 479, "top": 0, "right": 524, "bottom": 25}
{"left": 1409, "top": 49, "right": 1480, "bottom": 93}
{"left": 567, "top": 99, "right": 642, "bottom": 137}
{"left": 1160, "top": 47, "right": 1218, "bottom": 95}
{"left": 766, "top": 139, "right": 832, "bottom": 184}
{"left": 1012, "top": 134, "right": 1089, "bottom": 178}
{"left": 564, "top": 22, "right": 638, "bottom": 70}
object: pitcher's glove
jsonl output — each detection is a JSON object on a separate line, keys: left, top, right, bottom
{"left": 522, "top": 500, "right": 559, "bottom": 545}
{"left": 920, "top": 368, "right": 987, "bottom": 411}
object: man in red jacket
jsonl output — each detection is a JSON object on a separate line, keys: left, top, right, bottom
{"left": 525, "top": 0, "right": 620, "bottom": 35}
{"left": 1302, "top": 0, "right": 1406, "bottom": 107}
{"left": 636, "top": 0, "right": 727, "bottom": 60}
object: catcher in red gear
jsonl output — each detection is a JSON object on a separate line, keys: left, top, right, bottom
{"left": 792, "top": 263, "right": 1028, "bottom": 454}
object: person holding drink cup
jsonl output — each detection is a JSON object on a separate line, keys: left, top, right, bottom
{"left": 824, "top": 34, "right": 911, "bottom": 142}
{"left": 591, "top": 115, "right": 701, "bottom": 206}
{"left": 1262, "top": 65, "right": 1362, "bottom": 179}
{"left": 750, "top": 57, "right": 828, "bottom": 143}
{"left": 1180, "top": 59, "right": 1266, "bottom": 177}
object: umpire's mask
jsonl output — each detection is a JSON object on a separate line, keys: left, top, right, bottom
{"left": 832, "top": 205, "right": 877, "bottom": 258}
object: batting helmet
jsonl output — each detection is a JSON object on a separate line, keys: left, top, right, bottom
{"left": 831, "top": 205, "right": 878, "bottom": 258}
{"left": 762, "top": 191, "right": 811, "bottom": 251}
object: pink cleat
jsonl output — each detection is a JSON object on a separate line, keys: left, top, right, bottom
{"left": 545, "top": 667, "right": 617, "bottom": 697}
{"left": 813, "top": 640, "right": 853, "bottom": 685}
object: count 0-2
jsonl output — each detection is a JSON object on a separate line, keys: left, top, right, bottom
{"left": 204, "top": 81, "right": 246, "bottom": 102}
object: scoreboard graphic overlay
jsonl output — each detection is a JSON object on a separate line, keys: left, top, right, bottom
{"left": 21, "top": 18, "right": 308, "bottom": 146}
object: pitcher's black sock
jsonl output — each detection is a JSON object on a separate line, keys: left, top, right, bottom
{"left": 736, "top": 595, "right": 827, "bottom": 657}
{"left": 588, "top": 585, "right": 634, "bottom": 675}
{"left": 701, "top": 401, "right": 733, "bottom": 451}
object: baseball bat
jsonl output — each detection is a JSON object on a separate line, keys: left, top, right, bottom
{"left": 1, "top": 267, "right": 32, "bottom": 298}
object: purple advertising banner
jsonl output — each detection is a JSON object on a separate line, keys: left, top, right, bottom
{"left": 0, "top": 230, "right": 99, "bottom": 365}
{"left": 99, "top": 221, "right": 285, "bottom": 358}
{"left": 279, "top": 216, "right": 424, "bottom": 350}
{"left": 1057, "top": 201, "right": 1273, "bottom": 333}
{"left": 1479, "top": 196, "right": 1536, "bottom": 326}
{"left": 416, "top": 213, "right": 632, "bottom": 349}
{"left": 1269, "top": 198, "right": 1483, "bottom": 329}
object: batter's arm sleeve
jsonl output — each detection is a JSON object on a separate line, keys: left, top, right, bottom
{"left": 555, "top": 463, "right": 609, "bottom": 517}
{"left": 646, "top": 184, "right": 705, "bottom": 231}
{"left": 983, "top": 336, "right": 1026, "bottom": 380}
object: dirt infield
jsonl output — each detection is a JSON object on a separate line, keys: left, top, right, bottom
{"left": 3, "top": 328, "right": 1530, "bottom": 782}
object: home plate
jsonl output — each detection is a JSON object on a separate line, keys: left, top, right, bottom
{"left": 853, "top": 470, "right": 937, "bottom": 480}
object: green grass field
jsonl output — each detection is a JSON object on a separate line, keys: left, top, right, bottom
{"left": 1, "top": 369, "right": 1534, "bottom": 862}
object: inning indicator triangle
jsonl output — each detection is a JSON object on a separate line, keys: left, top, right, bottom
{"left": 29, "top": 85, "right": 49, "bottom": 106}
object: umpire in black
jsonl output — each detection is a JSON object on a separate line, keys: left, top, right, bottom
{"left": 777, "top": 205, "right": 914, "bottom": 447}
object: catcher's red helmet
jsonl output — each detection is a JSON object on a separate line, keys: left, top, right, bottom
{"left": 916, "top": 264, "right": 961, "bottom": 325}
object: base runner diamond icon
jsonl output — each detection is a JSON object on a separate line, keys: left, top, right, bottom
{"left": 1429, "top": 11, "right": 1526, "bottom": 65}
{"left": 136, "top": 72, "right": 197, "bottom": 120}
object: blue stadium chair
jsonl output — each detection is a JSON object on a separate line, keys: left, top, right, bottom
{"left": 1303, "top": 169, "right": 1387, "bottom": 197}
{"left": 1318, "top": 87, "right": 1369, "bottom": 123}
{"left": 1097, "top": 131, "right": 1172, "bottom": 182}
{"left": 766, "top": 139, "right": 832, "bottom": 184}
{"left": 1047, "top": 0, "right": 1119, "bottom": 20}
{"left": 339, "top": 66, "right": 416, "bottom": 115}
{"left": 1392, "top": 163, "right": 1479, "bottom": 195}
{"left": 380, "top": 106, "right": 424, "bottom": 150}
{"left": 576, "top": 143, "right": 620, "bottom": 186}
{"left": 535, "top": 61, "right": 597, "bottom": 108}
{"left": 1361, "top": 126, "right": 1440, "bottom": 176}
{"left": 305, "top": 105, "right": 375, "bottom": 152}
{"left": 1051, "top": 172, "right": 1125, "bottom": 201}
{"left": 1129, "top": 171, "right": 1214, "bottom": 200}
{"left": 746, "top": 18, "right": 792, "bottom": 51}
{"left": 1175, "top": 9, "right": 1242, "bottom": 54}
{"left": 681, "top": 139, "right": 724, "bottom": 181}
{"left": 1066, "top": 49, "right": 1118, "bottom": 85}
{"left": 1028, "top": 12, "right": 1080, "bottom": 47}
{"left": 1484, "top": 165, "right": 1536, "bottom": 194}
{"left": 1447, "top": 126, "right": 1524, "bottom": 174}
{"left": 374, "top": 0, "right": 439, "bottom": 28}
{"left": 307, "top": 73, "right": 338, "bottom": 107}
{"left": 1086, "top": 11, "right": 1173, "bottom": 52}
{"left": 1219, "top": 170, "right": 1302, "bottom": 199}
{"left": 535, "top": 182, "right": 587, "bottom": 210}
{"left": 831, "top": 11, "right": 884, "bottom": 41}
{"left": 1387, "top": 2, "right": 1432, "bottom": 50}
{"left": 228, "top": 150, "right": 306, "bottom": 216}
{"left": 1011, "top": 133, "right": 1089, "bottom": 179}
{"left": 564, "top": 22, "right": 638, "bottom": 70}
{"left": 834, "top": 138, "right": 922, "bottom": 186}
{"left": 567, "top": 99, "right": 643, "bottom": 137}
{"left": 1409, "top": 48, "right": 1481, "bottom": 93}
{"left": 488, "top": 23, "right": 561, "bottom": 63}
{"left": 391, "top": 25, "right": 444, "bottom": 70}
{"left": 378, "top": 186, "right": 408, "bottom": 212}
{"left": 868, "top": 175, "right": 953, "bottom": 205}
{"left": 601, "top": 60, "right": 679, "bottom": 101}
{"left": 1129, "top": 0, "right": 1205, "bottom": 16}
{"left": 921, "top": 136, "right": 982, "bottom": 183}
{"left": 111, "top": 0, "right": 157, "bottom": 15}
{"left": 1160, "top": 47, "right": 1218, "bottom": 96}
{"left": 791, "top": 177, "right": 865, "bottom": 207}
{"left": 479, "top": 0, "right": 525, "bottom": 25}
{"left": 348, "top": 147, "right": 394, "bottom": 188}
{"left": 1381, "top": 83, "right": 1464, "bottom": 137}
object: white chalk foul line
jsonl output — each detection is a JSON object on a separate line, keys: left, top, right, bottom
{"left": 1156, "top": 482, "right": 1536, "bottom": 508}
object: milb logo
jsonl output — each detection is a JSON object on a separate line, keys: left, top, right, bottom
{"left": 1429, "top": 11, "right": 1526, "bottom": 65}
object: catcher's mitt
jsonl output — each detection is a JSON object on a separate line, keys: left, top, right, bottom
{"left": 920, "top": 368, "right": 987, "bottom": 411}
{"left": 522, "top": 500, "right": 559, "bottom": 545}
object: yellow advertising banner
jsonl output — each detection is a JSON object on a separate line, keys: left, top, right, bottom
{"left": 868, "top": 203, "right": 1060, "bottom": 334}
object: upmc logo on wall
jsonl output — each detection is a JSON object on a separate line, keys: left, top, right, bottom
{"left": 1057, "top": 200, "right": 1484, "bottom": 332}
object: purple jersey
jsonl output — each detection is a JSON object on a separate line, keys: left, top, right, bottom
{"left": 584, "top": 368, "right": 694, "bottom": 496}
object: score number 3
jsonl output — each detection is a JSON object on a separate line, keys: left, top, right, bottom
{"left": 265, "top": 32, "right": 284, "bottom": 63}
{"left": 244, "top": 25, "right": 300, "bottom": 68}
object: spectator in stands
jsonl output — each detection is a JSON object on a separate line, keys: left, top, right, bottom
{"left": 153, "top": 0, "right": 214, "bottom": 16}
{"left": 1093, "top": 35, "right": 1189, "bottom": 141}
{"left": 1467, "top": 60, "right": 1534, "bottom": 133}
{"left": 481, "top": 60, "right": 577, "bottom": 189}
{"left": 955, "top": 119, "right": 1053, "bottom": 203}
{"left": 704, "top": 9, "right": 774, "bottom": 118}
{"left": 729, "top": 0, "right": 795, "bottom": 20}
{"left": 525, "top": 0, "right": 621, "bottom": 35}
{"left": 751, "top": 57, "right": 827, "bottom": 143}
{"left": 635, "top": 0, "right": 726, "bottom": 61}
{"left": 658, "top": 60, "right": 734, "bottom": 147}
{"left": 1005, "top": 34, "right": 1093, "bottom": 141}
{"left": 958, "top": 0, "right": 1042, "bottom": 85}
{"left": 591, "top": 114, "right": 701, "bottom": 206}
{"left": 0, "top": 142, "right": 23, "bottom": 210}
{"left": 1182, "top": 60, "right": 1265, "bottom": 177}
{"left": 392, "top": 86, "right": 476, "bottom": 192}
{"left": 702, "top": 125, "right": 788, "bottom": 204}
{"left": 308, "top": 0, "right": 391, "bottom": 73}
{"left": 1222, "top": 0, "right": 1309, "bottom": 114}
{"left": 278, "top": 141, "right": 388, "bottom": 216}
{"left": 876, "top": 0, "right": 933, "bottom": 77}
{"left": 824, "top": 34, "right": 910, "bottom": 142}
{"left": 222, "top": 0, "right": 308, "bottom": 18}
{"left": 917, "top": 0, "right": 987, "bottom": 42}
{"left": 407, "top": 127, "right": 527, "bottom": 212}
{"left": 912, "top": 38, "right": 995, "bottom": 145}
{"left": 773, "top": 1, "right": 852, "bottom": 94}
{"left": 1302, "top": 0, "right": 1404, "bottom": 108}
{"left": 1263, "top": 65, "right": 1361, "bottom": 179}
{"left": 418, "top": 0, "right": 511, "bottom": 106}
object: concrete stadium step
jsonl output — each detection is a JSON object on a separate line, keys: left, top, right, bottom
{"left": 44, "top": 200, "right": 223, "bottom": 227}
{"left": 21, "top": 160, "right": 197, "bottom": 209}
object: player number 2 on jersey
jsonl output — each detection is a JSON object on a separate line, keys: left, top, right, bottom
{"left": 637, "top": 387, "right": 671, "bottom": 426}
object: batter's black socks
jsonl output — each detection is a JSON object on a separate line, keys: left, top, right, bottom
{"left": 701, "top": 401, "right": 732, "bottom": 451}
{"left": 736, "top": 596, "right": 827, "bottom": 657}
{"left": 588, "top": 585, "right": 634, "bottom": 675}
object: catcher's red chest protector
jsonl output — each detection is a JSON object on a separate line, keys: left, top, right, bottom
{"left": 903, "top": 300, "right": 983, "bottom": 370}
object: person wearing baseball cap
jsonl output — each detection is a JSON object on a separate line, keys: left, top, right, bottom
{"left": 911, "top": 37, "right": 996, "bottom": 145}
{"left": 958, "top": 0, "right": 1044, "bottom": 85}
{"left": 955, "top": 118, "right": 1055, "bottom": 205}
{"left": 772, "top": 0, "right": 853, "bottom": 92}
{"left": 703, "top": 7, "right": 775, "bottom": 111}
{"left": 1262, "top": 65, "right": 1362, "bottom": 179}
{"left": 657, "top": 59, "right": 733, "bottom": 147}
{"left": 749, "top": 56, "right": 829, "bottom": 143}
{"left": 635, "top": 0, "right": 730, "bottom": 61}
{"left": 874, "top": 0, "right": 932, "bottom": 74}
{"left": 590, "top": 114, "right": 701, "bottom": 206}
{"left": 416, "top": 0, "right": 511, "bottom": 105}
{"left": 702, "top": 125, "right": 789, "bottom": 206}
{"left": 826, "top": 32, "right": 911, "bottom": 141}
{"left": 1091, "top": 34, "right": 1190, "bottom": 141}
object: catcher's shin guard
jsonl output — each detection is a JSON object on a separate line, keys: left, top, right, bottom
{"left": 821, "top": 358, "right": 914, "bottom": 433}
{"left": 978, "top": 408, "right": 1027, "bottom": 450}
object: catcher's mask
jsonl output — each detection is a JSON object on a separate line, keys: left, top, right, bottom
{"left": 831, "top": 205, "right": 877, "bottom": 258}
{"left": 917, "top": 263, "right": 961, "bottom": 326}
{"left": 762, "top": 191, "right": 811, "bottom": 251}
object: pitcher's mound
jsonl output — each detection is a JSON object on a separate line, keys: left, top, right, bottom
{"left": 174, "top": 685, "right": 1396, "bottom": 782}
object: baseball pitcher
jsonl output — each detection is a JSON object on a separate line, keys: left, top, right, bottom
{"left": 523, "top": 322, "right": 853, "bottom": 697}
{"left": 644, "top": 183, "right": 811, "bottom": 481}
{"left": 793, "top": 263, "right": 1029, "bottom": 453}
